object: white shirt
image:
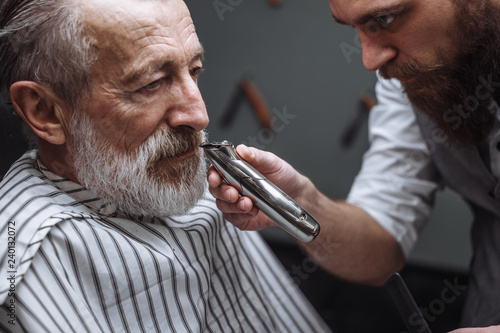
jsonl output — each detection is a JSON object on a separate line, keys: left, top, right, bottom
{"left": 0, "top": 151, "right": 331, "bottom": 333}
{"left": 347, "top": 74, "right": 500, "bottom": 258}
{"left": 347, "top": 74, "right": 441, "bottom": 257}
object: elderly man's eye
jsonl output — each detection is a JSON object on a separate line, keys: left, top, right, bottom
{"left": 143, "top": 79, "right": 162, "bottom": 90}
{"left": 376, "top": 13, "right": 397, "bottom": 26}
{"left": 190, "top": 66, "right": 204, "bottom": 77}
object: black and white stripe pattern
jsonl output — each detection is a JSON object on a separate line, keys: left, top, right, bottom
{"left": 0, "top": 151, "right": 331, "bottom": 333}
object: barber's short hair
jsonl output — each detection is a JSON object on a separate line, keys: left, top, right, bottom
{"left": 0, "top": 0, "right": 97, "bottom": 107}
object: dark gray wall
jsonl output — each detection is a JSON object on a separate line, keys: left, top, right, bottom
{"left": 185, "top": 0, "right": 473, "bottom": 272}
{"left": 187, "top": 0, "right": 376, "bottom": 200}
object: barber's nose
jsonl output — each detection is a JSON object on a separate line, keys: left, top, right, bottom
{"left": 358, "top": 29, "right": 397, "bottom": 72}
{"left": 166, "top": 75, "right": 209, "bottom": 132}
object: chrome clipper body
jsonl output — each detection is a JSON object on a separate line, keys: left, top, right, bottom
{"left": 201, "top": 141, "right": 320, "bottom": 243}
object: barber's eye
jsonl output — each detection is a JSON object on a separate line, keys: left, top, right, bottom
{"left": 376, "top": 13, "right": 397, "bottom": 26}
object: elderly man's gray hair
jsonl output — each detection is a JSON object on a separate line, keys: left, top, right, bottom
{"left": 0, "top": 0, "right": 97, "bottom": 108}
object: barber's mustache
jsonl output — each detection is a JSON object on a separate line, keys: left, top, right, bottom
{"left": 379, "top": 59, "right": 447, "bottom": 83}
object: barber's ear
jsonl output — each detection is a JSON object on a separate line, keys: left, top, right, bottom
{"left": 9, "top": 81, "right": 69, "bottom": 145}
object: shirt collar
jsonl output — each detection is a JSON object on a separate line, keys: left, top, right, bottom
{"left": 36, "top": 159, "right": 119, "bottom": 216}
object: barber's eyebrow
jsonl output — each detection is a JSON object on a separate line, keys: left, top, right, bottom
{"left": 331, "top": 4, "right": 405, "bottom": 26}
{"left": 124, "top": 45, "right": 205, "bottom": 86}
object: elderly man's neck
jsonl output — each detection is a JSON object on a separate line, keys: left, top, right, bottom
{"left": 38, "top": 142, "right": 78, "bottom": 183}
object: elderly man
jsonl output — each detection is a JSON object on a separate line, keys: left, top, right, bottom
{"left": 0, "top": 0, "right": 331, "bottom": 332}
{"left": 209, "top": 0, "right": 500, "bottom": 331}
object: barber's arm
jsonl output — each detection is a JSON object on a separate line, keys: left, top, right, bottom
{"left": 208, "top": 144, "right": 405, "bottom": 286}
{"left": 208, "top": 74, "right": 442, "bottom": 286}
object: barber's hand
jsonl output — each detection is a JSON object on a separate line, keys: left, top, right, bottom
{"left": 447, "top": 326, "right": 500, "bottom": 333}
{"left": 207, "top": 144, "right": 307, "bottom": 231}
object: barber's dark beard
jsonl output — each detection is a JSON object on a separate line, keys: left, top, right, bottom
{"left": 380, "top": 0, "right": 500, "bottom": 145}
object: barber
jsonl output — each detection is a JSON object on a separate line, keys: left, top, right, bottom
{"left": 208, "top": 0, "right": 500, "bottom": 331}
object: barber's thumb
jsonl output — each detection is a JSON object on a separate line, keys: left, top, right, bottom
{"left": 235, "top": 144, "right": 256, "bottom": 163}
{"left": 236, "top": 144, "right": 279, "bottom": 174}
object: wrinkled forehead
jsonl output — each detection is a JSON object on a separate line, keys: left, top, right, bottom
{"left": 78, "top": 0, "right": 195, "bottom": 51}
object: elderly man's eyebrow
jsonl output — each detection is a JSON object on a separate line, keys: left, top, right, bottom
{"left": 189, "top": 44, "right": 205, "bottom": 64}
{"left": 194, "top": 45, "right": 205, "bottom": 62}
{"left": 331, "top": 4, "right": 405, "bottom": 26}
{"left": 124, "top": 45, "right": 205, "bottom": 86}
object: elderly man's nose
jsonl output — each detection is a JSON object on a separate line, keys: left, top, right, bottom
{"left": 165, "top": 78, "right": 209, "bottom": 131}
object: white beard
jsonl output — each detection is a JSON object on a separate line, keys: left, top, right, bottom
{"left": 68, "top": 112, "right": 207, "bottom": 218}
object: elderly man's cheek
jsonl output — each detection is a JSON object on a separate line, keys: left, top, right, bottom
{"left": 89, "top": 116, "right": 116, "bottom": 136}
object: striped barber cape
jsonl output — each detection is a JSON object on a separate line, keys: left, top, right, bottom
{"left": 0, "top": 151, "right": 331, "bottom": 333}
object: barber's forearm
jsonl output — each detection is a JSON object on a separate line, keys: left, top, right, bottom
{"left": 295, "top": 178, "right": 406, "bottom": 286}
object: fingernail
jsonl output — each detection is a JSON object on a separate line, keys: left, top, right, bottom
{"left": 246, "top": 149, "right": 255, "bottom": 160}
{"left": 237, "top": 200, "right": 246, "bottom": 211}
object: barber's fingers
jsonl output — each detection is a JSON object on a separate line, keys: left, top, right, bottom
{"left": 216, "top": 200, "right": 258, "bottom": 223}
{"left": 235, "top": 144, "right": 281, "bottom": 176}
{"left": 213, "top": 192, "right": 280, "bottom": 231}
{"left": 215, "top": 195, "right": 255, "bottom": 214}
{"left": 207, "top": 166, "right": 276, "bottom": 230}
{"left": 234, "top": 144, "right": 255, "bottom": 162}
{"left": 207, "top": 167, "right": 239, "bottom": 202}
{"left": 208, "top": 182, "right": 239, "bottom": 204}
{"left": 214, "top": 196, "right": 268, "bottom": 230}
{"left": 208, "top": 145, "right": 289, "bottom": 194}
{"left": 207, "top": 166, "right": 224, "bottom": 188}
{"left": 206, "top": 146, "right": 285, "bottom": 231}
{"left": 219, "top": 208, "right": 276, "bottom": 231}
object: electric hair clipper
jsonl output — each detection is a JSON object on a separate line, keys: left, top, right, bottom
{"left": 201, "top": 141, "right": 320, "bottom": 243}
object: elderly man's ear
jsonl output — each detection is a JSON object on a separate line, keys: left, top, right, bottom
{"left": 10, "top": 81, "right": 69, "bottom": 145}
